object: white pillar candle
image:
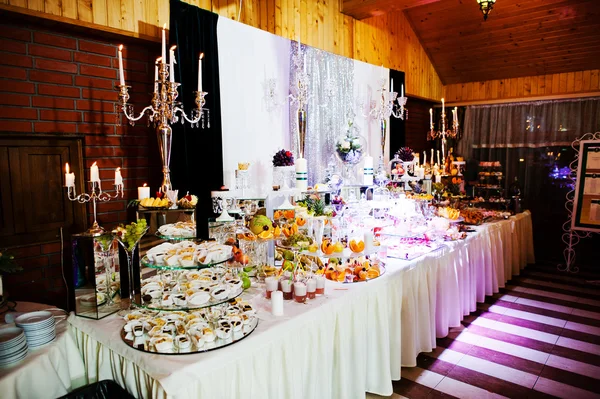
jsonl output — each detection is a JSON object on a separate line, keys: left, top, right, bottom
{"left": 431, "top": 148, "right": 434, "bottom": 165}
{"left": 364, "top": 231, "right": 374, "bottom": 252}
{"left": 271, "top": 291, "right": 284, "bottom": 316}
{"left": 295, "top": 157, "right": 308, "bottom": 191}
{"left": 391, "top": 78, "right": 394, "bottom": 94}
{"left": 114, "top": 167, "right": 123, "bottom": 186}
{"left": 401, "top": 84, "right": 404, "bottom": 98}
{"left": 423, "top": 151, "right": 426, "bottom": 165}
{"left": 441, "top": 97, "right": 445, "bottom": 114}
{"left": 437, "top": 150, "right": 440, "bottom": 166}
{"left": 138, "top": 183, "right": 150, "bottom": 200}
{"left": 90, "top": 162, "right": 100, "bottom": 182}
{"left": 363, "top": 156, "right": 374, "bottom": 186}
{"left": 169, "top": 45, "right": 176, "bottom": 83}
{"left": 154, "top": 57, "right": 161, "bottom": 94}
{"left": 161, "top": 23, "right": 167, "bottom": 63}
{"left": 429, "top": 108, "right": 433, "bottom": 125}
{"left": 118, "top": 45, "right": 125, "bottom": 86}
{"left": 65, "top": 163, "right": 75, "bottom": 187}
{"left": 198, "top": 53, "right": 204, "bottom": 92}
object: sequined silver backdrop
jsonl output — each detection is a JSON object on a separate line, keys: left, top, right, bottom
{"left": 289, "top": 42, "right": 354, "bottom": 186}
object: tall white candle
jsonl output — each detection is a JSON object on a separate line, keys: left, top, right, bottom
{"left": 114, "top": 167, "right": 123, "bottom": 186}
{"left": 441, "top": 97, "right": 445, "bottom": 114}
{"left": 429, "top": 108, "right": 433, "bottom": 125}
{"left": 197, "top": 53, "right": 204, "bottom": 92}
{"left": 118, "top": 45, "right": 125, "bottom": 86}
{"left": 154, "top": 57, "right": 161, "bottom": 94}
{"left": 431, "top": 148, "right": 434, "bottom": 165}
{"left": 161, "top": 23, "right": 167, "bottom": 63}
{"left": 364, "top": 231, "right": 374, "bottom": 252}
{"left": 271, "top": 291, "right": 284, "bottom": 316}
{"left": 169, "top": 45, "right": 176, "bottom": 83}
{"left": 90, "top": 162, "right": 100, "bottom": 182}
{"left": 65, "top": 163, "right": 75, "bottom": 187}
{"left": 138, "top": 183, "right": 150, "bottom": 200}
{"left": 423, "top": 151, "right": 426, "bottom": 165}
{"left": 401, "top": 84, "right": 404, "bottom": 98}
{"left": 363, "top": 156, "right": 374, "bottom": 186}
{"left": 295, "top": 158, "right": 308, "bottom": 191}
{"left": 437, "top": 150, "right": 440, "bottom": 166}
{"left": 391, "top": 78, "right": 394, "bottom": 94}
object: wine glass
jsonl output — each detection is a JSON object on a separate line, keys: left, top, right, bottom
{"left": 114, "top": 220, "right": 149, "bottom": 316}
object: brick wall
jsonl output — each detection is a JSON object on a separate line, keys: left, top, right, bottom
{"left": 0, "top": 18, "right": 160, "bottom": 308}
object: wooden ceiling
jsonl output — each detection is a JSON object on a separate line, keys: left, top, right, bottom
{"left": 344, "top": 0, "right": 600, "bottom": 85}
{"left": 341, "top": 0, "right": 442, "bottom": 19}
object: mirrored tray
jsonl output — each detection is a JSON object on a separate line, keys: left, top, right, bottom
{"left": 134, "top": 288, "right": 243, "bottom": 311}
{"left": 141, "top": 255, "right": 233, "bottom": 270}
{"left": 155, "top": 231, "right": 197, "bottom": 241}
{"left": 299, "top": 247, "right": 381, "bottom": 259}
{"left": 121, "top": 317, "right": 258, "bottom": 355}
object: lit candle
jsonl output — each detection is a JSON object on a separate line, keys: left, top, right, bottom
{"left": 118, "top": 45, "right": 125, "bottom": 86}
{"left": 169, "top": 45, "right": 176, "bottom": 83}
{"left": 429, "top": 108, "right": 433, "bottom": 125}
{"left": 431, "top": 148, "right": 434, "bottom": 165}
{"left": 114, "top": 167, "right": 123, "bottom": 186}
{"left": 90, "top": 162, "right": 100, "bottom": 182}
{"left": 154, "top": 57, "right": 161, "bottom": 94}
{"left": 197, "top": 53, "right": 204, "bottom": 92}
{"left": 441, "top": 98, "right": 445, "bottom": 114}
{"left": 437, "top": 150, "right": 440, "bottom": 166}
{"left": 161, "top": 23, "right": 167, "bottom": 63}
{"left": 423, "top": 151, "right": 426, "bottom": 165}
{"left": 138, "top": 183, "right": 150, "bottom": 200}
{"left": 391, "top": 78, "right": 394, "bottom": 94}
{"left": 65, "top": 163, "right": 75, "bottom": 187}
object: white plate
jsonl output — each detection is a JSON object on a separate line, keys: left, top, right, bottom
{"left": 0, "top": 346, "right": 27, "bottom": 359}
{"left": 17, "top": 319, "right": 54, "bottom": 329}
{"left": 23, "top": 326, "right": 55, "bottom": 335}
{"left": 0, "top": 335, "right": 26, "bottom": 349}
{"left": 0, "top": 327, "right": 25, "bottom": 345}
{"left": 28, "top": 337, "right": 55, "bottom": 347}
{"left": 15, "top": 311, "right": 53, "bottom": 326}
{"left": 0, "top": 351, "right": 27, "bottom": 366}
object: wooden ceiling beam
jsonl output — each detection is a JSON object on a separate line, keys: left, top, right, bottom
{"left": 341, "top": 0, "right": 441, "bottom": 20}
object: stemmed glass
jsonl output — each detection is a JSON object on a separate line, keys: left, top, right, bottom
{"left": 113, "top": 220, "right": 149, "bottom": 316}
{"left": 94, "top": 234, "right": 117, "bottom": 307}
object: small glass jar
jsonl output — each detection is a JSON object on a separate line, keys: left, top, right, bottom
{"left": 265, "top": 276, "right": 278, "bottom": 299}
{"left": 294, "top": 282, "right": 307, "bottom": 303}
{"left": 281, "top": 279, "right": 293, "bottom": 300}
{"left": 306, "top": 279, "right": 316, "bottom": 299}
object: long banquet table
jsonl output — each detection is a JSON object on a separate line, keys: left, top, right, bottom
{"left": 68, "top": 211, "right": 535, "bottom": 399}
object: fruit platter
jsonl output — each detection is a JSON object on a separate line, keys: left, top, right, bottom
{"left": 142, "top": 241, "right": 233, "bottom": 270}
{"left": 121, "top": 298, "right": 258, "bottom": 354}
{"left": 139, "top": 196, "right": 172, "bottom": 209}
{"left": 318, "top": 258, "right": 384, "bottom": 283}
{"left": 298, "top": 238, "right": 380, "bottom": 259}
{"left": 137, "top": 266, "right": 244, "bottom": 311}
{"left": 157, "top": 221, "right": 196, "bottom": 240}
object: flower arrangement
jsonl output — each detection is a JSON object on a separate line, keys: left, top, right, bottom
{"left": 396, "top": 147, "right": 415, "bottom": 162}
{"left": 335, "top": 124, "right": 364, "bottom": 165}
{"left": 273, "top": 149, "right": 294, "bottom": 167}
{"left": 0, "top": 250, "right": 21, "bottom": 275}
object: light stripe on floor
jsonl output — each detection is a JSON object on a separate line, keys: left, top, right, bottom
{"left": 470, "top": 317, "right": 560, "bottom": 344}
{"left": 434, "top": 376, "right": 510, "bottom": 399}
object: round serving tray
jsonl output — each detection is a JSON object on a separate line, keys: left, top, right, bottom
{"left": 133, "top": 288, "right": 243, "bottom": 312}
{"left": 324, "top": 263, "right": 386, "bottom": 284}
{"left": 141, "top": 255, "right": 233, "bottom": 271}
{"left": 121, "top": 317, "right": 258, "bottom": 355}
{"left": 155, "top": 231, "right": 198, "bottom": 242}
{"left": 298, "top": 247, "right": 380, "bottom": 259}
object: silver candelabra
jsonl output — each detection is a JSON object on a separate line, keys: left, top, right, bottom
{"left": 367, "top": 78, "right": 408, "bottom": 185}
{"left": 116, "top": 60, "right": 209, "bottom": 192}
{"left": 428, "top": 106, "right": 459, "bottom": 166}
{"left": 66, "top": 181, "right": 124, "bottom": 236}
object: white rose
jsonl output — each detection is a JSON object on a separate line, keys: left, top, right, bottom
{"left": 341, "top": 141, "right": 350, "bottom": 150}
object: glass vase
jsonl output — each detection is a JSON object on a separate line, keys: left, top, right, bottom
{"left": 115, "top": 227, "right": 148, "bottom": 316}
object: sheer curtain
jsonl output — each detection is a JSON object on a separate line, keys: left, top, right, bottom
{"left": 460, "top": 97, "right": 600, "bottom": 266}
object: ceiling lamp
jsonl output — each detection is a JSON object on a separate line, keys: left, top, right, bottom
{"left": 477, "top": 0, "right": 496, "bottom": 21}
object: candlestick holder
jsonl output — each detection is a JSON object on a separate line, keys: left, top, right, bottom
{"left": 115, "top": 60, "right": 209, "bottom": 192}
{"left": 289, "top": 41, "right": 311, "bottom": 159}
{"left": 66, "top": 181, "right": 124, "bottom": 236}
{"left": 427, "top": 110, "right": 460, "bottom": 167}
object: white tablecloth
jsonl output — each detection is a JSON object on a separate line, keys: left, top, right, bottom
{"left": 68, "top": 211, "right": 535, "bottom": 399}
{"left": 0, "top": 302, "right": 86, "bottom": 399}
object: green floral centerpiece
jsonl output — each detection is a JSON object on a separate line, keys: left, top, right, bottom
{"left": 335, "top": 123, "right": 366, "bottom": 166}
{"left": 297, "top": 194, "right": 334, "bottom": 217}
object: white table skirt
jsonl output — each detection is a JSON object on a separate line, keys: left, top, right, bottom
{"left": 0, "top": 302, "right": 86, "bottom": 399}
{"left": 68, "top": 211, "right": 535, "bottom": 399}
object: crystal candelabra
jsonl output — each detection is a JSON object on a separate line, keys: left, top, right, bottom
{"left": 66, "top": 181, "right": 124, "bottom": 236}
{"left": 289, "top": 42, "right": 311, "bottom": 159}
{"left": 115, "top": 59, "right": 209, "bottom": 192}
{"left": 367, "top": 78, "right": 408, "bottom": 186}
{"left": 428, "top": 104, "right": 460, "bottom": 166}
{"left": 263, "top": 78, "right": 281, "bottom": 112}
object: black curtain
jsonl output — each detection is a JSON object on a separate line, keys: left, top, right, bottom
{"left": 170, "top": 0, "right": 223, "bottom": 239}
{"left": 389, "top": 69, "right": 406, "bottom": 156}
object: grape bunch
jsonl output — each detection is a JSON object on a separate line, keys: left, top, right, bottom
{"left": 396, "top": 146, "right": 415, "bottom": 162}
{"left": 113, "top": 219, "right": 148, "bottom": 251}
{"left": 272, "top": 149, "right": 294, "bottom": 167}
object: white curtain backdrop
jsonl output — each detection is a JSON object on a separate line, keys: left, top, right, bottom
{"left": 218, "top": 16, "right": 391, "bottom": 191}
{"left": 217, "top": 17, "right": 291, "bottom": 194}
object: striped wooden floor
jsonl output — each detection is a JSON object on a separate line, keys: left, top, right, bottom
{"left": 368, "top": 266, "right": 600, "bottom": 399}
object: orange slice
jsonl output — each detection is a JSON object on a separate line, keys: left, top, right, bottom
{"left": 296, "top": 217, "right": 306, "bottom": 226}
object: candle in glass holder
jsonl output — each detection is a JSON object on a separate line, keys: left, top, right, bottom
{"left": 265, "top": 276, "right": 277, "bottom": 299}
{"left": 281, "top": 279, "right": 293, "bottom": 300}
{"left": 294, "top": 282, "right": 307, "bottom": 303}
{"left": 306, "top": 279, "right": 316, "bottom": 299}
{"left": 315, "top": 276, "right": 325, "bottom": 295}
{"left": 64, "top": 163, "right": 75, "bottom": 187}
{"left": 138, "top": 183, "right": 150, "bottom": 199}
{"left": 271, "top": 291, "right": 284, "bottom": 316}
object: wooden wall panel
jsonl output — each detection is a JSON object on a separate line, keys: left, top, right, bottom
{"left": 443, "top": 69, "right": 600, "bottom": 104}
{"left": 0, "top": 0, "right": 442, "bottom": 100}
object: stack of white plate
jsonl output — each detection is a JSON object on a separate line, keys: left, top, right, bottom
{"left": 15, "top": 311, "right": 56, "bottom": 348}
{"left": 0, "top": 327, "right": 28, "bottom": 366}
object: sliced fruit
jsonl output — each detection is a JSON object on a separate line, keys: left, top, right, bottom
{"left": 238, "top": 254, "right": 250, "bottom": 265}
{"left": 283, "top": 210, "right": 295, "bottom": 219}
{"left": 336, "top": 271, "right": 346, "bottom": 282}
{"left": 349, "top": 239, "right": 365, "bottom": 253}
{"left": 366, "top": 268, "right": 380, "bottom": 279}
{"left": 273, "top": 210, "right": 282, "bottom": 219}
{"left": 258, "top": 231, "right": 273, "bottom": 239}
{"left": 307, "top": 243, "right": 318, "bottom": 253}
{"left": 296, "top": 217, "right": 306, "bottom": 226}
{"left": 273, "top": 226, "right": 281, "bottom": 237}
{"left": 332, "top": 242, "right": 344, "bottom": 253}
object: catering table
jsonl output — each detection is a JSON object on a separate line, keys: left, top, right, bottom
{"left": 68, "top": 211, "right": 535, "bottom": 399}
{"left": 0, "top": 302, "right": 86, "bottom": 399}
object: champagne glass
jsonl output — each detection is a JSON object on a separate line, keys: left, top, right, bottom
{"left": 114, "top": 220, "right": 149, "bottom": 316}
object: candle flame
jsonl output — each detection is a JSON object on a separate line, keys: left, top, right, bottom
{"left": 119, "top": 44, "right": 123, "bottom": 51}
{"left": 65, "top": 163, "right": 70, "bottom": 173}
{"left": 199, "top": 53, "right": 204, "bottom": 60}
{"left": 170, "top": 45, "right": 177, "bottom": 51}
{"left": 92, "top": 161, "right": 97, "bottom": 167}
{"left": 143, "top": 183, "right": 147, "bottom": 187}
{"left": 116, "top": 167, "right": 121, "bottom": 172}
{"left": 441, "top": 98, "right": 445, "bottom": 102}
